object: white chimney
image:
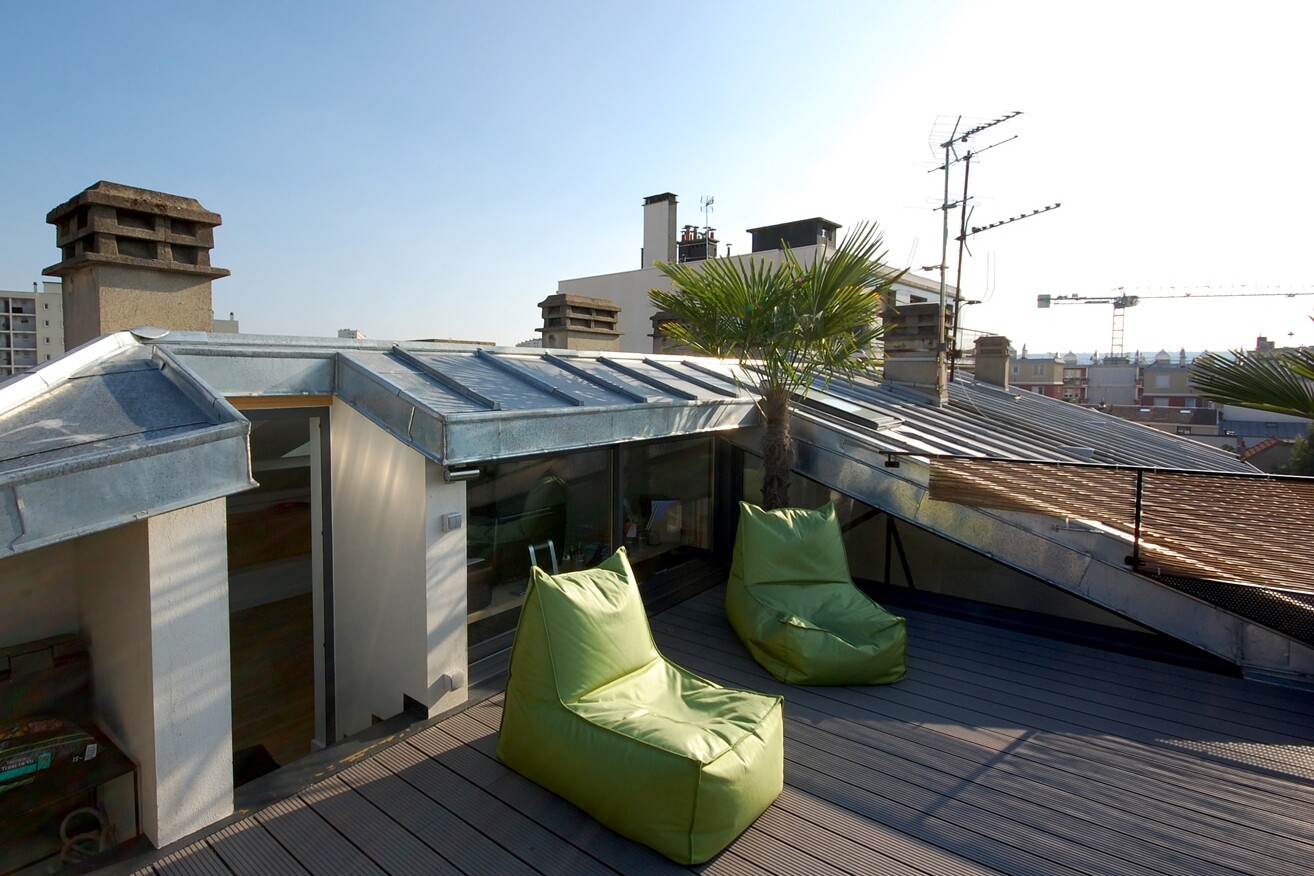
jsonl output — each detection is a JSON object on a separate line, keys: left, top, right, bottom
{"left": 642, "top": 193, "right": 677, "bottom": 268}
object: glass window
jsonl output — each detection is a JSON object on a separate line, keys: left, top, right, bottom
{"left": 619, "top": 437, "right": 714, "bottom": 584}
{"left": 466, "top": 448, "right": 612, "bottom": 646}
{"left": 466, "top": 437, "right": 718, "bottom": 651}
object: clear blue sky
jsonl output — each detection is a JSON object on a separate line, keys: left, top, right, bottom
{"left": 3, "top": 1, "right": 1311, "bottom": 355}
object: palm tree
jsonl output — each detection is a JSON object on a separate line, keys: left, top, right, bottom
{"left": 1191, "top": 346, "right": 1314, "bottom": 419}
{"left": 650, "top": 222, "right": 905, "bottom": 509}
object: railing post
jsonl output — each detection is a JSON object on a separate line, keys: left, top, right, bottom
{"left": 1125, "top": 468, "right": 1145, "bottom": 570}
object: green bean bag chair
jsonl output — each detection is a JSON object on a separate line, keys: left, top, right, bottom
{"left": 727, "top": 501, "right": 907, "bottom": 685}
{"left": 497, "top": 547, "right": 783, "bottom": 864}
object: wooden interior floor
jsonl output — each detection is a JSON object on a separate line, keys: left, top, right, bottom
{"left": 229, "top": 593, "right": 315, "bottom": 770}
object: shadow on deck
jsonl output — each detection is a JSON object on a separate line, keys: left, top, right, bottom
{"left": 114, "top": 587, "right": 1314, "bottom": 876}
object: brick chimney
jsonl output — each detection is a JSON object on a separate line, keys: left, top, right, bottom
{"left": 642, "top": 193, "right": 677, "bottom": 268}
{"left": 537, "top": 294, "right": 622, "bottom": 351}
{"left": 881, "top": 302, "right": 947, "bottom": 404}
{"left": 973, "top": 335, "right": 1013, "bottom": 388}
{"left": 45, "top": 182, "right": 229, "bottom": 348}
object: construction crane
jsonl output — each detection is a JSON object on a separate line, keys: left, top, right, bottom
{"left": 1037, "top": 287, "right": 1314, "bottom": 357}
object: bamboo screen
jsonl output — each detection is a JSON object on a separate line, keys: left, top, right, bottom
{"left": 928, "top": 459, "right": 1314, "bottom": 594}
{"left": 927, "top": 459, "right": 1138, "bottom": 530}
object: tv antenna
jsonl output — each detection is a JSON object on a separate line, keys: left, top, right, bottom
{"left": 927, "top": 111, "right": 1060, "bottom": 383}
{"left": 700, "top": 195, "right": 715, "bottom": 236}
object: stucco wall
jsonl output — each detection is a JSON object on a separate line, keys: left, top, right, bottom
{"left": 77, "top": 500, "right": 233, "bottom": 848}
{"left": 330, "top": 402, "right": 468, "bottom": 736}
{"left": 557, "top": 245, "right": 827, "bottom": 355}
{"left": 423, "top": 460, "right": 468, "bottom": 717}
{"left": 144, "top": 500, "right": 232, "bottom": 844}
{"left": 77, "top": 521, "right": 155, "bottom": 831}
{"left": 0, "top": 540, "right": 79, "bottom": 645}
{"left": 63, "top": 264, "right": 212, "bottom": 348}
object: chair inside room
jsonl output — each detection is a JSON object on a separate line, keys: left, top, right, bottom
{"left": 526, "top": 539, "right": 557, "bottom": 575}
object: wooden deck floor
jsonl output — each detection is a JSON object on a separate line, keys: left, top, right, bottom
{"left": 121, "top": 588, "right": 1314, "bottom": 876}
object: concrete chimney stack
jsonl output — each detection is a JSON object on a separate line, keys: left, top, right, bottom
{"left": 537, "top": 294, "right": 622, "bottom": 351}
{"left": 973, "top": 335, "right": 1013, "bottom": 389}
{"left": 881, "top": 302, "right": 947, "bottom": 404}
{"left": 45, "top": 181, "right": 229, "bottom": 348}
{"left": 641, "top": 193, "right": 677, "bottom": 268}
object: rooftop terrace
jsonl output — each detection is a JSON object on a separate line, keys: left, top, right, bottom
{"left": 111, "top": 586, "right": 1314, "bottom": 876}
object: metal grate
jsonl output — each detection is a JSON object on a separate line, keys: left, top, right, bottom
{"left": 930, "top": 458, "right": 1314, "bottom": 596}
{"left": 1150, "top": 572, "right": 1314, "bottom": 648}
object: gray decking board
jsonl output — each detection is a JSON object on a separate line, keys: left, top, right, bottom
{"left": 662, "top": 593, "right": 1314, "bottom": 803}
{"left": 436, "top": 708, "right": 778, "bottom": 876}
{"left": 667, "top": 593, "right": 1314, "bottom": 824}
{"left": 899, "top": 610, "right": 1314, "bottom": 740}
{"left": 333, "top": 755, "right": 528, "bottom": 876}
{"left": 656, "top": 615, "right": 1301, "bottom": 850}
{"left": 896, "top": 635, "right": 1314, "bottom": 787}
{"left": 207, "top": 818, "right": 310, "bottom": 876}
{"left": 900, "top": 640, "right": 1314, "bottom": 778}
{"left": 996, "top": 734, "right": 1314, "bottom": 848}
{"left": 295, "top": 776, "right": 462, "bottom": 875}
{"left": 913, "top": 621, "right": 1314, "bottom": 744}
{"left": 255, "top": 794, "right": 388, "bottom": 876}
{"left": 754, "top": 794, "right": 1004, "bottom": 876}
{"left": 679, "top": 590, "right": 1314, "bottom": 737}
{"left": 462, "top": 697, "right": 1061, "bottom": 876}
{"left": 669, "top": 596, "right": 1314, "bottom": 793}
{"left": 407, "top": 715, "right": 689, "bottom": 876}
{"left": 896, "top": 606, "right": 1314, "bottom": 714}
{"left": 655, "top": 636, "right": 1181, "bottom": 876}
{"left": 777, "top": 696, "right": 1307, "bottom": 876}
{"left": 367, "top": 731, "right": 623, "bottom": 876}
{"left": 788, "top": 719, "right": 1272, "bottom": 876}
{"left": 112, "top": 585, "right": 1314, "bottom": 876}
{"left": 147, "top": 844, "right": 235, "bottom": 876}
{"left": 654, "top": 593, "right": 1314, "bottom": 876}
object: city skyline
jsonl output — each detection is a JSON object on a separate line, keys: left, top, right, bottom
{"left": 2, "top": 1, "right": 1311, "bottom": 354}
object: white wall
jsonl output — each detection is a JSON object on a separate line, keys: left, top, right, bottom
{"left": 309, "top": 415, "right": 328, "bottom": 749}
{"left": 423, "top": 460, "right": 468, "bottom": 718}
{"left": 330, "top": 402, "right": 468, "bottom": 737}
{"left": 77, "top": 499, "right": 233, "bottom": 847}
{"left": 76, "top": 522, "right": 155, "bottom": 839}
{"left": 557, "top": 244, "right": 827, "bottom": 355}
{"left": 1221, "top": 404, "right": 1311, "bottom": 425}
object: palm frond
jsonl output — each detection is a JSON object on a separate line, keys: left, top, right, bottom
{"left": 1191, "top": 349, "right": 1314, "bottom": 419}
{"left": 652, "top": 221, "right": 901, "bottom": 399}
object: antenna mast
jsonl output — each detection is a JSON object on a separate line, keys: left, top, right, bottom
{"left": 929, "top": 112, "right": 1036, "bottom": 387}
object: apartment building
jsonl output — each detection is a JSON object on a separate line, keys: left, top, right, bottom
{"left": 0, "top": 281, "right": 63, "bottom": 379}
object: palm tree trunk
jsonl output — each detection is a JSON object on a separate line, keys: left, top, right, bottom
{"left": 761, "top": 387, "right": 794, "bottom": 510}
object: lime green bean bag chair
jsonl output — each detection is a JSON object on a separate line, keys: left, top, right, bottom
{"left": 497, "top": 547, "right": 784, "bottom": 864}
{"left": 727, "top": 501, "right": 907, "bottom": 685}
